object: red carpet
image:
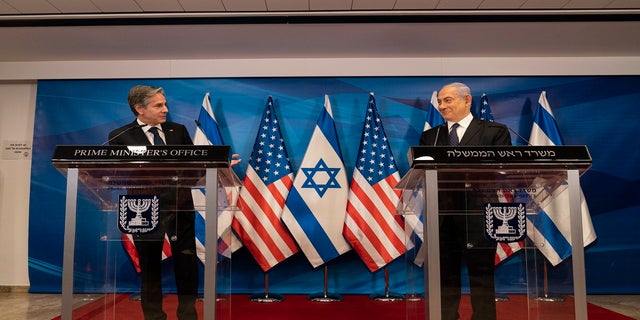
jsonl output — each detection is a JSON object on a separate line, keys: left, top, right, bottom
{"left": 52, "top": 293, "right": 634, "bottom": 320}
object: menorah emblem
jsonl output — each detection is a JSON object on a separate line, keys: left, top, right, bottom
{"left": 493, "top": 206, "right": 517, "bottom": 235}
{"left": 127, "top": 198, "right": 152, "bottom": 227}
{"left": 118, "top": 195, "right": 160, "bottom": 234}
{"left": 484, "top": 202, "right": 526, "bottom": 242}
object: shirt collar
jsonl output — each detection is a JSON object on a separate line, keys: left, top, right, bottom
{"left": 136, "top": 119, "right": 161, "bottom": 132}
{"left": 448, "top": 113, "right": 473, "bottom": 130}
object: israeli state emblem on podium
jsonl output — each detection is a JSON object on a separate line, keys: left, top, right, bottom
{"left": 118, "top": 195, "right": 160, "bottom": 234}
{"left": 484, "top": 202, "right": 526, "bottom": 242}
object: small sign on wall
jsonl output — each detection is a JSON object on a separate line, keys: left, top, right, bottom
{"left": 2, "top": 140, "right": 32, "bottom": 160}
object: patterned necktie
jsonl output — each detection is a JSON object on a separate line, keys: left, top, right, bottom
{"left": 148, "top": 127, "right": 165, "bottom": 145}
{"left": 448, "top": 123, "right": 460, "bottom": 146}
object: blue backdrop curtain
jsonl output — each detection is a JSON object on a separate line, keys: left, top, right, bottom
{"left": 29, "top": 76, "right": 640, "bottom": 294}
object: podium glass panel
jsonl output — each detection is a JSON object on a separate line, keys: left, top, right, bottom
{"left": 52, "top": 145, "right": 240, "bottom": 320}
{"left": 396, "top": 146, "right": 591, "bottom": 320}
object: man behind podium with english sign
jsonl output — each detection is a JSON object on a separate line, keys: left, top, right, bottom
{"left": 108, "top": 85, "right": 198, "bottom": 320}
{"left": 419, "top": 82, "right": 512, "bottom": 320}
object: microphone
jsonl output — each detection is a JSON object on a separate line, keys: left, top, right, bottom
{"left": 507, "top": 127, "right": 531, "bottom": 146}
{"left": 101, "top": 124, "right": 146, "bottom": 145}
{"left": 433, "top": 124, "right": 442, "bottom": 146}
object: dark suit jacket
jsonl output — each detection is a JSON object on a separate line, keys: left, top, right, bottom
{"left": 419, "top": 117, "right": 512, "bottom": 249}
{"left": 108, "top": 120, "right": 195, "bottom": 239}
{"left": 419, "top": 117, "right": 511, "bottom": 147}
{"left": 108, "top": 120, "right": 194, "bottom": 146}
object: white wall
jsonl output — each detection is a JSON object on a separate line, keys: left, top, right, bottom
{"left": 2, "top": 57, "right": 640, "bottom": 80}
{"left": 1, "top": 55, "right": 640, "bottom": 287}
{"left": 0, "top": 81, "right": 36, "bottom": 286}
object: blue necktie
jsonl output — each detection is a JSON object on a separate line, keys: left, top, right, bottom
{"left": 449, "top": 123, "right": 460, "bottom": 146}
{"left": 148, "top": 127, "right": 165, "bottom": 145}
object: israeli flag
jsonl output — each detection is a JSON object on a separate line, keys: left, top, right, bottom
{"left": 424, "top": 90, "right": 444, "bottom": 131}
{"left": 527, "top": 91, "right": 597, "bottom": 266}
{"left": 281, "top": 95, "right": 351, "bottom": 268}
{"left": 193, "top": 92, "right": 242, "bottom": 263}
{"left": 410, "top": 91, "right": 444, "bottom": 266}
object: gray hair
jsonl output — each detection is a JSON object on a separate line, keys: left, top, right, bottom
{"left": 127, "top": 85, "right": 165, "bottom": 116}
{"left": 441, "top": 82, "right": 471, "bottom": 98}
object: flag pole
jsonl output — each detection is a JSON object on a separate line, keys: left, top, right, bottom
{"left": 535, "top": 259, "right": 565, "bottom": 302}
{"left": 309, "top": 264, "right": 342, "bottom": 302}
{"left": 250, "top": 272, "right": 283, "bottom": 302}
{"left": 370, "top": 266, "right": 404, "bottom": 301}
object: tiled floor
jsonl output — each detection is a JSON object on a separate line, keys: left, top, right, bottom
{"left": 1, "top": 289, "right": 639, "bottom": 319}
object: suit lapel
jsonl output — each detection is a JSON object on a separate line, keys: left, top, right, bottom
{"left": 436, "top": 124, "right": 449, "bottom": 146}
{"left": 129, "top": 122, "right": 151, "bottom": 145}
{"left": 459, "top": 118, "right": 481, "bottom": 145}
{"left": 160, "top": 123, "right": 177, "bottom": 145}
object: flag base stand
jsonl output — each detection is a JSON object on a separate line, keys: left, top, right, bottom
{"left": 370, "top": 266, "right": 404, "bottom": 301}
{"left": 308, "top": 265, "right": 342, "bottom": 302}
{"left": 197, "top": 294, "right": 226, "bottom": 302}
{"left": 309, "top": 292, "right": 342, "bottom": 302}
{"left": 495, "top": 295, "right": 510, "bottom": 302}
{"left": 405, "top": 293, "right": 422, "bottom": 302}
{"left": 533, "top": 260, "right": 565, "bottom": 302}
{"left": 250, "top": 293, "right": 284, "bottom": 303}
{"left": 370, "top": 292, "right": 404, "bottom": 302}
{"left": 129, "top": 293, "right": 167, "bottom": 301}
{"left": 250, "top": 272, "right": 283, "bottom": 302}
{"left": 534, "top": 293, "right": 566, "bottom": 302}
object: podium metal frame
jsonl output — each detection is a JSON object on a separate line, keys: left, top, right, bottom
{"left": 397, "top": 146, "right": 592, "bottom": 320}
{"left": 52, "top": 145, "right": 238, "bottom": 320}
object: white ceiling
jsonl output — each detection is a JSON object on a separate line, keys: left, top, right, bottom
{"left": 0, "top": 0, "right": 639, "bottom": 62}
{"left": 2, "top": 0, "right": 640, "bottom": 13}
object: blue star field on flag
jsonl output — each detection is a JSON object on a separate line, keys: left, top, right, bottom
{"left": 248, "top": 96, "right": 293, "bottom": 184}
{"left": 357, "top": 95, "right": 398, "bottom": 185}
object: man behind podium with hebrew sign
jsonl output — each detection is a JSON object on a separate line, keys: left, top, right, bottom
{"left": 108, "top": 85, "right": 198, "bottom": 320}
{"left": 419, "top": 82, "right": 512, "bottom": 320}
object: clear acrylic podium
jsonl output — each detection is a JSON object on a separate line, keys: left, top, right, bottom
{"left": 51, "top": 145, "right": 240, "bottom": 320}
{"left": 396, "top": 146, "right": 592, "bottom": 320}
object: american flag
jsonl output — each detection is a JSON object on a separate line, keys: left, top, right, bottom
{"left": 495, "top": 189, "right": 525, "bottom": 265}
{"left": 232, "top": 96, "right": 299, "bottom": 272}
{"left": 480, "top": 93, "right": 525, "bottom": 265}
{"left": 343, "top": 93, "right": 406, "bottom": 272}
{"left": 478, "top": 93, "right": 495, "bottom": 121}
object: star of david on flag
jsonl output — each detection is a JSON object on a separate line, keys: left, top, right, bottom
{"left": 282, "top": 95, "right": 351, "bottom": 268}
{"left": 300, "top": 159, "right": 342, "bottom": 197}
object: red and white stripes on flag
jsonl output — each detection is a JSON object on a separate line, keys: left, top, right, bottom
{"left": 343, "top": 94, "right": 406, "bottom": 272}
{"left": 121, "top": 233, "right": 172, "bottom": 273}
{"left": 495, "top": 184, "right": 525, "bottom": 265}
{"left": 231, "top": 96, "right": 299, "bottom": 272}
